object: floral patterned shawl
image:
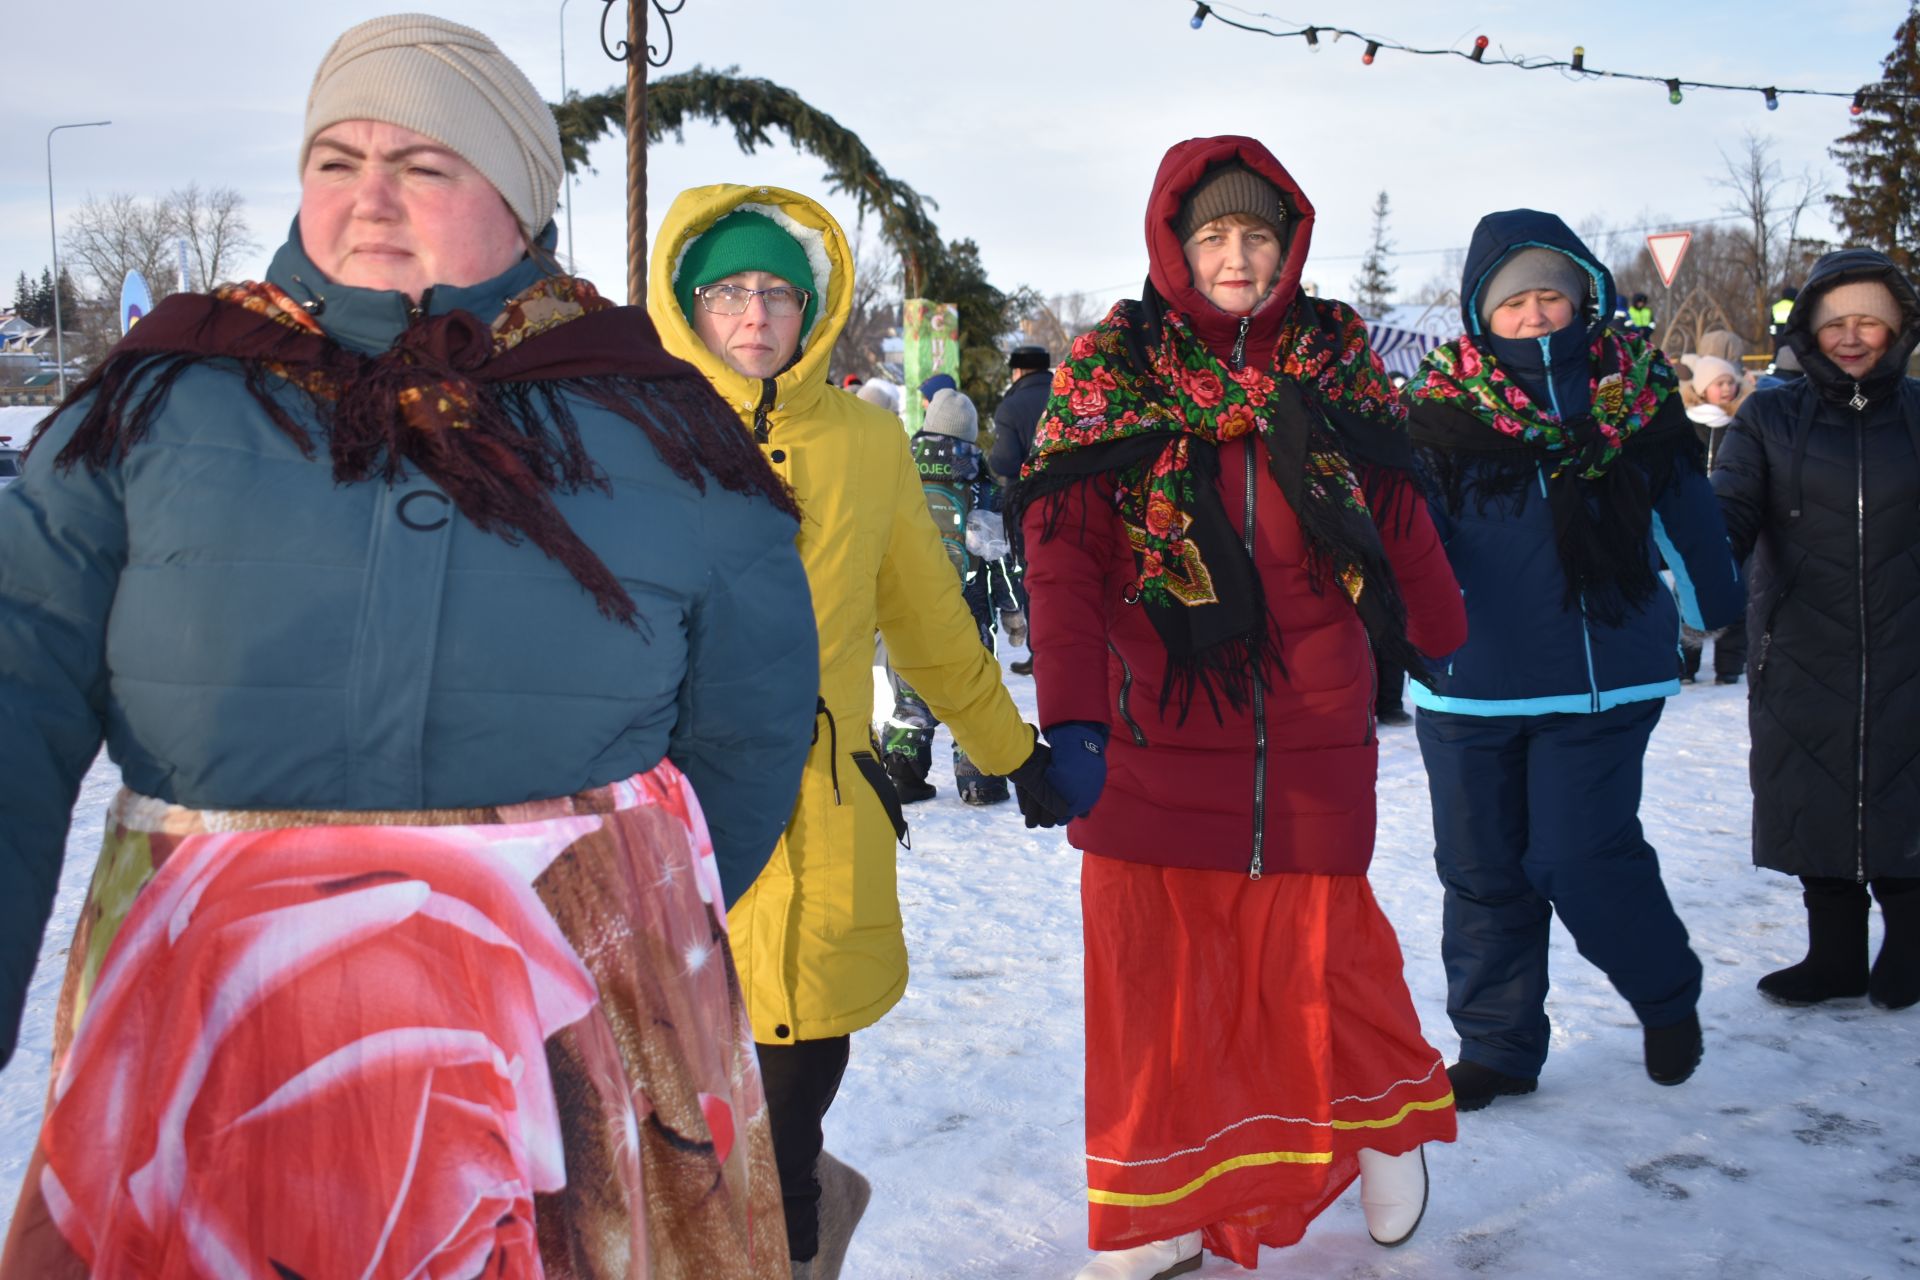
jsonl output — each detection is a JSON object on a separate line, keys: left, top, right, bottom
{"left": 1406, "top": 325, "right": 1698, "bottom": 627}
{"left": 1015, "top": 290, "right": 1429, "bottom": 717}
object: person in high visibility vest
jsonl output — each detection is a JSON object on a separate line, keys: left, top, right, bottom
{"left": 1628, "top": 291, "right": 1655, "bottom": 333}
{"left": 1770, "top": 285, "right": 1798, "bottom": 335}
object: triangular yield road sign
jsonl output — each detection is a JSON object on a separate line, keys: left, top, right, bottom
{"left": 1646, "top": 232, "right": 1693, "bottom": 288}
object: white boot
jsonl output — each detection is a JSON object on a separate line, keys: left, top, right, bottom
{"left": 1071, "top": 1230, "right": 1202, "bottom": 1280}
{"left": 1357, "top": 1145, "right": 1428, "bottom": 1247}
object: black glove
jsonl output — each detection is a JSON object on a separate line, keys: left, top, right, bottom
{"left": 1007, "top": 740, "right": 1072, "bottom": 829}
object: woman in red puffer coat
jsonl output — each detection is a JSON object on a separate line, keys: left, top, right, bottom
{"left": 1016, "top": 135, "right": 1467, "bottom": 1279}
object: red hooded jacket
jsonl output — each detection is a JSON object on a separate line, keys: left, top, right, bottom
{"left": 1022, "top": 136, "right": 1465, "bottom": 876}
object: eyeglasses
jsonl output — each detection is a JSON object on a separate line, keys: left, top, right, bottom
{"left": 694, "top": 283, "right": 811, "bottom": 317}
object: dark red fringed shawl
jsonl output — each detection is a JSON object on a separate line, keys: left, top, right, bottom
{"left": 40, "top": 275, "right": 799, "bottom": 628}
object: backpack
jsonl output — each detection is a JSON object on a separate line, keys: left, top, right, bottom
{"left": 910, "top": 431, "right": 977, "bottom": 578}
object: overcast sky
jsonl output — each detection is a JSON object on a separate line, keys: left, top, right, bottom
{"left": 2, "top": 1, "right": 1904, "bottom": 318}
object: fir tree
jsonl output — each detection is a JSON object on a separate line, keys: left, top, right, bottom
{"left": 1829, "top": 9, "right": 1920, "bottom": 271}
{"left": 1351, "top": 190, "right": 1397, "bottom": 318}
{"left": 33, "top": 268, "right": 57, "bottom": 328}
{"left": 55, "top": 269, "right": 81, "bottom": 328}
{"left": 11, "top": 271, "right": 31, "bottom": 321}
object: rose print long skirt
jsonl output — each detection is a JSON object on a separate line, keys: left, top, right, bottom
{"left": 1080, "top": 854, "right": 1457, "bottom": 1269}
{"left": 0, "top": 763, "right": 787, "bottom": 1279}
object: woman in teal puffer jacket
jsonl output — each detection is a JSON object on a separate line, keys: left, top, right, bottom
{"left": 0, "top": 16, "right": 811, "bottom": 1278}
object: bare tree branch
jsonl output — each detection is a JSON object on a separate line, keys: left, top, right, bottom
{"left": 1713, "top": 133, "right": 1826, "bottom": 341}
{"left": 62, "top": 193, "right": 177, "bottom": 302}
{"left": 170, "top": 183, "right": 257, "bottom": 291}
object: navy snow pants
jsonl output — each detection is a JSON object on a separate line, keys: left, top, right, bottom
{"left": 1415, "top": 699, "right": 1702, "bottom": 1079}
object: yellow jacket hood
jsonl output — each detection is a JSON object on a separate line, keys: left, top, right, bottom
{"left": 651, "top": 183, "right": 850, "bottom": 420}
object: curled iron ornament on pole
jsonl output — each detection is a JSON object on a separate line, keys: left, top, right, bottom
{"left": 597, "top": 1, "right": 686, "bottom": 303}
{"left": 599, "top": 0, "right": 684, "bottom": 67}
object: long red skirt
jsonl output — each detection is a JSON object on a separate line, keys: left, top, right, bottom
{"left": 1082, "top": 854, "right": 1456, "bottom": 1269}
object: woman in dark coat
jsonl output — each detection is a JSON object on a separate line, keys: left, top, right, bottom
{"left": 1018, "top": 136, "right": 1467, "bottom": 1279}
{"left": 0, "top": 16, "right": 814, "bottom": 1275}
{"left": 1713, "top": 248, "right": 1920, "bottom": 1012}
{"left": 1405, "top": 211, "right": 1745, "bottom": 1111}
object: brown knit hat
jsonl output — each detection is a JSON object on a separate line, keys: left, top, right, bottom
{"left": 302, "top": 13, "right": 564, "bottom": 237}
{"left": 1174, "top": 164, "right": 1287, "bottom": 242}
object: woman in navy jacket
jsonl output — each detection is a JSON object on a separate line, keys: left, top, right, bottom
{"left": 1404, "top": 211, "right": 1744, "bottom": 1110}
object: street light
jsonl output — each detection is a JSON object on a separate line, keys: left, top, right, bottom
{"left": 46, "top": 120, "right": 111, "bottom": 400}
{"left": 558, "top": 0, "right": 576, "bottom": 271}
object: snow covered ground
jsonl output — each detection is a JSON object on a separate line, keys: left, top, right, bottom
{"left": 4, "top": 666, "right": 1916, "bottom": 1277}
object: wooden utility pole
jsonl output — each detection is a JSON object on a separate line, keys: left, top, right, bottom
{"left": 626, "top": 1, "right": 646, "bottom": 305}
{"left": 599, "top": 1, "right": 682, "bottom": 304}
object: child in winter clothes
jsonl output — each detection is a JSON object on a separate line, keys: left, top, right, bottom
{"left": 1405, "top": 210, "right": 1745, "bottom": 1112}
{"left": 881, "top": 387, "right": 1010, "bottom": 805}
{"left": 1678, "top": 354, "right": 1748, "bottom": 683}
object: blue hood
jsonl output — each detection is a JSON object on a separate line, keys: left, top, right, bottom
{"left": 1459, "top": 210, "right": 1616, "bottom": 421}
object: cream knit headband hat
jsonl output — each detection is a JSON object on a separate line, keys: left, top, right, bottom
{"left": 302, "top": 13, "right": 564, "bottom": 237}
{"left": 1809, "top": 280, "right": 1904, "bottom": 333}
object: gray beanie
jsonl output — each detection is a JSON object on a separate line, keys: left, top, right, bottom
{"left": 856, "top": 378, "right": 902, "bottom": 411}
{"left": 922, "top": 388, "right": 979, "bottom": 442}
{"left": 1174, "top": 164, "right": 1287, "bottom": 243}
{"left": 1477, "top": 247, "right": 1589, "bottom": 327}
{"left": 302, "top": 13, "right": 564, "bottom": 237}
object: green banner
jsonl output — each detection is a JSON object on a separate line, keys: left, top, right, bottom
{"left": 901, "top": 299, "right": 960, "bottom": 433}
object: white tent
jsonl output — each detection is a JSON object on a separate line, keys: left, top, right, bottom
{"left": 1364, "top": 301, "right": 1457, "bottom": 379}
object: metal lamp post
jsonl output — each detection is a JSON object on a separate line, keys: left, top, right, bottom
{"left": 559, "top": 0, "right": 576, "bottom": 271}
{"left": 45, "top": 119, "right": 111, "bottom": 399}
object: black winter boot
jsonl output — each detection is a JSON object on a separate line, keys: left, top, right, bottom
{"left": 1643, "top": 1011, "right": 1702, "bottom": 1085}
{"left": 1758, "top": 877, "right": 1870, "bottom": 1006}
{"left": 1869, "top": 878, "right": 1920, "bottom": 1011}
{"left": 1446, "top": 1060, "right": 1536, "bottom": 1112}
{"left": 882, "top": 751, "right": 936, "bottom": 804}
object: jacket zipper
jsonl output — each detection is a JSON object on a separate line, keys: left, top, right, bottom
{"left": 1365, "top": 650, "right": 1378, "bottom": 744}
{"left": 1578, "top": 594, "right": 1600, "bottom": 712}
{"left": 1229, "top": 316, "right": 1251, "bottom": 371}
{"left": 1854, "top": 415, "right": 1869, "bottom": 882}
{"left": 1244, "top": 444, "right": 1266, "bottom": 880}
{"left": 752, "top": 377, "right": 777, "bottom": 443}
{"left": 1539, "top": 463, "right": 1602, "bottom": 710}
{"left": 407, "top": 286, "right": 435, "bottom": 323}
{"left": 1538, "top": 335, "right": 1563, "bottom": 418}
{"left": 1108, "top": 640, "right": 1148, "bottom": 747}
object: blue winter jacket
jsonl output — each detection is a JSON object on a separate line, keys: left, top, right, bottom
{"left": 1408, "top": 210, "right": 1744, "bottom": 716}
{"left": 0, "top": 224, "right": 819, "bottom": 1066}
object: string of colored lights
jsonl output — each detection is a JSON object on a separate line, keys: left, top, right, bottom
{"left": 1183, "top": 2, "right": 1912, "bottom": 112}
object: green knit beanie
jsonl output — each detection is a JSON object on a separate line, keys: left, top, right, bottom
{"left": 675, "top": 210, "right": 818, "bottom": 338}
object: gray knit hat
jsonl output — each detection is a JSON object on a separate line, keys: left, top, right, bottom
{"left": 1174, "top": 164, "right": 1287, "bottom": 243}
{"left": 302, "top": 14, "right": 564, "bottom": 237}
{"left": 1477, "top": 247, "right": 1589, "bottom": 328}
{"left": 922, "top": 388, "right": 979, "bottom": 442}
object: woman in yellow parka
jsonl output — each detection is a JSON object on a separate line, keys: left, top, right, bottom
{"left": 650, "top": 183, "right": 1084, "bottom": 1279}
